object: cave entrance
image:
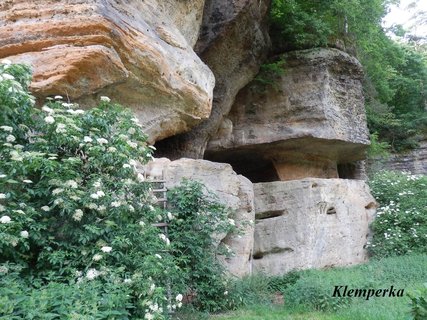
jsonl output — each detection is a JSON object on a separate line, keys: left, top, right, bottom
{"left": 337, "top": 162, "right": 366, "bottom": 180}
{"left": 204, "top": 151, "right": 280, "bottom": 183}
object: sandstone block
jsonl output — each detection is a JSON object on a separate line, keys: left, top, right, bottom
{"left": 253, "top": 179, "right": 376, "bottom": 275}
{"left": 142, "top": 158, "right": 255, "bottom": 277}
{"left": 206, "top": 48, "right": 370, "bottom": 181}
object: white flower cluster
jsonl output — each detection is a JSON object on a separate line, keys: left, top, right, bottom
{"left": 376, "top": 201, "right": 400, "bottom": 217}
{"left": 86, "top": 268, "right": 101, "bottom": 280}
{"left": 158, "top": 233, "right": 170, "bottom": 246}
{"left": 0, "top": 215, "right": 12, "bottom": 224}
{"left": 73, "top": 209, "right": 84, "bottom": 221}
{"left": 401, "top": 171, "right": 421, "bottom": 181}
{"left": 144, "top": 293, "right": 183, "bottom": 319}
{"left": 56, "top": 123, "right": 66, "bottom": 134}
{"left": 101, "top": 246, "right": 112, "bottom": 253}
{"left": 92, "top": 254, "right": 102, "bottom": 261}
{"left": 111, "top": 201, "right": 121, "bottom": 208}
{"left": 97, "top": 138, "right": 108, "bottom": 145}
{"left": 65, "top": 180, "right": 78, "bottom": 189}
{"left": 0, "top": 126, "right": 13, "bottom": 132}
{"left": 90, "top": 190, "right": 105, "bottom": 199}
{"left": 0, "top": 73, "right": 15, "bottom": 81}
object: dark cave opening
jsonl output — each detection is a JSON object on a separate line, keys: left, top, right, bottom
{"left": 204, "top": 151, "right": 280, "bottom": 183}
{"left": 337, "top": 162, "right": 358, "bottom": 179}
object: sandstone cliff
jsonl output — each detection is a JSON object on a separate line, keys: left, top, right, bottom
{"left": 378, "top": 139, "right": 427, "bottom": 175}
{"left": 1, "top": 0, "right": 376, "bottom": 277}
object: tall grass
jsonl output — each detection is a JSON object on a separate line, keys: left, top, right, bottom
{"left": 209, "top": 254, "right": 427, "bottom": 320}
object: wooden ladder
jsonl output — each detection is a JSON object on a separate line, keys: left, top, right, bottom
{"left": 145, "top": 170, "right": 172, "bottom": 312}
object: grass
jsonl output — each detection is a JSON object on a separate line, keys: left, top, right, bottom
{"left": 208, "top": 254, "right": 427, "bottom": 320}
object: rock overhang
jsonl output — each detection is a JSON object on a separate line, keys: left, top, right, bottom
{"left": 206, "top": 48, "right": 370, "bottom": 181}
{"left": 0, "top": 0, "right": 215, "bottom": 143}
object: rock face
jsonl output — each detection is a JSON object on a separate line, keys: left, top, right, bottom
{"left": 206, "top": 48, "right": 370, "bottom": 182}
{"left": 0, "top": 0, "right": 214, "bottom": 142}
{"left": 253, "top": 179, "right": 376, "bottom": 275}
{"left": 1, "top": 1, "right": 377, "bottom": 278}
{"left": 142, "top": 158, "right": 255, "bottom": 277}
{"left": 155, "top": 0, "right": 271, "bottom": 159}
{"left": 378, "top": 139, "right": 427, "bottom": 175}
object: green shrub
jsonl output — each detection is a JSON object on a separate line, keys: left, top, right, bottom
{"left": 254, "top": 60, "right": 286, "bottom": 88}
{"left": 0, "top": 266, "right": 132, "bottom": 319}
{"left": 367, "top": 132, "right": 390, "bottom": 159}
{"left": 408, "top": 283, "right": 427, "bottom": 320}
{"left": 209, "top": 255, "right": 427, "bottom": 319}
{"left": 167, "top": 180, "right": 236, "bottom": 313}
{"left": 284, "top": 272, "right": 351, "bottom": 311}
{"left": 222, "top": 275, "right": 274, "bottom": 311}
{"left": 368, "top": 170, "right": 427, "bottom": 257}
{"left": 0, "top": 62, "right": 238, "bottom": 319}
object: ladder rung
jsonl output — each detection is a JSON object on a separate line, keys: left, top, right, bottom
{"left": 152, "top": 222, "right": 169, "bottom": 227}
{"left": 152, "top": 189, "right": 167, "bottom": 192}
{"left": 156, "top": 198, "right": 167, "bottom": 202}
{"left": 146, "top": 180, "right": 166, "bottom": 183}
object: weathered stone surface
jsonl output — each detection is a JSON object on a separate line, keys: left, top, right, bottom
{"left": 0, "top": 0, "right": 214, "bottom": 143}
{"left": 142, "top": 158, "right": 255, "bottom": 277}
{"left": 376, "top": 139, "right": 427, "bottom": 175}
{"left": 205, "top": 48, "right": 370, "bottom": 181}
{"left": 155, "top": 0, "right": 271, "bottom": 159}
{"left": 253, "top": 179, "right": 376, "bottom": 275}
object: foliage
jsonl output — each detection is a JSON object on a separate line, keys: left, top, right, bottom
{"left": 366, "top": 103, "right": 419, "bottom": 152}
{"left": 222, "top": 275, "right": 274, "bottom": 310}
{"left": 0, "top": 62, "right": 238, "bottom": 319}
{"left": 408, "top": 283, "right": 427, "bottom": 320}
{"left": 367, "top": 132, "right": 390, "bottom": 159}
{"left": 254, "top": 60, "right": 286, "bottom": 88}
{"left": 0, "top": 265, "right": 132, "bottom": 319}
{"left": 0, "top": 61, "right": 171, "bottom": 319}
{"left": 284, "top": 274, "right": 351, "bottom": 312}
{"left": 368, "top": 170, "right": 427, "bottom": 257}
{"left": 270, "top": 0, "right": 390, "bottom": 52}
{"left": 365, "top": 43, "right": 427, "bottom": 151}
{"left": 167, "top": 180, "right": 236, "bottom": 313}
{"left": 266, "top": 271, "right": 300, "bottom": 294}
